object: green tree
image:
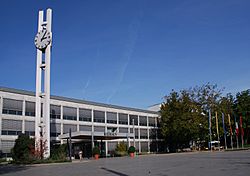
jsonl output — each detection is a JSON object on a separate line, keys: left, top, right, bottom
{"left": 234, "top": 90, "right": 250, "bottom": 144}
{"left": 160, "top": 83, "right": 224, "bottom": 152}
{"left": 115, "top": 141, "right": 127, "bottom": 156}
{"left": 160, "top": 90, "right": 204, "bottom": 152}
{"left": 11, "top": 134, "right": 35, "bottom": 164}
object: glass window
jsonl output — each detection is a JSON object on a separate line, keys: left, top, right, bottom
{"left": 2, "top": 119, "right": 22, "bottom": 130}
{"left": 139, "top": 116, "right": 147, "bottom": 126}
{"left": 79, "top": 108, "right": 92, "bottom": 122}
{"left": 140, "top": 129, "right": 148, "bottom": 139}
{"left": 93, "top": 110, "right": 105, "bottom": 123}
{"left": 129, "top": 115, "right": 138, "bottom": 125}
{"left": 25, "top": 101, "right": 35, "bottom": 117}
{"left": 1, "top": 140, "right": 15, "bottom": 154}
{"left": 2, "top": 119, "right": 22, "bottom": 136}
{"left": 24, "top": 121, "right": 35, "bottom": 135}
{"left": 107, "top": 112, "right": 117, "bottom": 124}
{"left": 119, "top": 127, "right": 128, "bottom": 133}
{"left": 108, "top": 142, "right": 117, "bottom": 154}
{"left": 2, "top": 98, "right": 22, "bottom": 115}
{"left": 141, "top": 142, "right": 148, "bottom": 152}
{"left": 63, "top": 106, "right": 77, "bottom": 121}
{"left": 94, "top": 126, "right": 105, "bottom": 132}
{"left": 50, "top": 123, "right": 61, "bottom": 137}
{"left": 118, "top": 113, "right": 128, "bottom": 125}
{"left": 79, "top": 125, "right": 92, "bottom": 131}
{"left": 63, "top": 124, "right": 77, "bottom": 134}
{"left": 149, "top": 129, "right": 157, "bottom": 139}
{"left": 148, "top": 117, "right": 155, "bottom": 127}
{"left": 50, "top": 105, "right": 61, "bottom": 119}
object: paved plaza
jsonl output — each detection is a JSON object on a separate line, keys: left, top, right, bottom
{"left": 1, "top": 150, "right": 250, "bottom": 176}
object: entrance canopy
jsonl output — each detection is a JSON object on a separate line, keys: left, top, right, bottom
{"left": 58, "top": 131, "right": 134, "bottom": 140}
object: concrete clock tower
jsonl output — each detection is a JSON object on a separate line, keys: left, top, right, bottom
{"left": 34, "top": 8, "right": 52, "bottom": 158}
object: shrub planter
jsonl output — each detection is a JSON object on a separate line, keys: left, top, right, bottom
{"left": 128, "top": 146, "right": 135, "bottom": 158}
{"left": 129, "top": 152, "right": 135, "bottom": 158}
{"left": 94, "top": 154, "right": 99, "bottom": 160}
{"left": 92, "top": 146, "right": 100, "bottom": 160}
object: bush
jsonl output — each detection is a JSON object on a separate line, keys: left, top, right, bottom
{"left": 50, "top": 144, "right": 67, "bottom": 160}
{"left": 128, "top": 146, "right": 135, "bottom": 153}
{"left": 92, "top": 146, "right": 100, "bottom": 156}
{"left": 11, "top": 134, "right": 36, "bottom": 164}
{"left": 115, "top": 141, "right": 127, "bottom": 156}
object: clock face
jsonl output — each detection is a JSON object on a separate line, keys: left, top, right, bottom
{"left": 34, "top": 30, "right": 51, "bottom": 50}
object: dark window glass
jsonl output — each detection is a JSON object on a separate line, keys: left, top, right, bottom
{"left": 129, "top": 115, "right": 138, "bottom": 125}
{"left": 50, "top": 105, "right": 61, "bottom": 119}
{"left": 148, "top": 117, "right": 156, "bottom": 127}
{"left": 63, "top": 106, "right": 77, "bottom": 121}
{"left": 140, "top": 129, "right": 148, "bottom": 139}
{"left": 2, "top": 98, "right": 23, "bottom": 116}
{"left": 107, "top": 112, "right": 117, "bottom": 124}
{"left": 25, "top": 101, "right": 35, "bottom": 117}
{"left": 139, "top": 116, "right": 147, "bottom": 126}
{"left": 93, "top": 110, "right": 105, "bottom": 123}
{"left": 118, "top": 113, "right": 128, "bottom": 125}
{"left": 79, "top": 108, "right": 92, "bottom": 122}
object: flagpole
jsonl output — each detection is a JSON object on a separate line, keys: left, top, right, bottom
{"left": 215, "top": 112, "right": 220, "bottom": 151}
{"left": 235, "top": 116, "right": 239, "bottom": 149}
{"left": 228, "top": 114, "right": 233, "bottom": 150}
{"left": 209, "top": 109, "right": 212, "bottom": 152}
{"left": 240, "top": 116, "right": 244, "bottom": 149}
{"left": 222, "top": 113, "right": 227, "bottom": 150}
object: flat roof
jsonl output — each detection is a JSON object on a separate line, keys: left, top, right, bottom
{"left": 0, "top": 86, "right": 159, "bottom": 115}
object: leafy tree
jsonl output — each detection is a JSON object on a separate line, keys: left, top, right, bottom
{"left": 50, "top": 144, "right": 67, "bottom": 160}
{"left": 11, "top": 134, "right": 35, "bottom": 164}
{"left": 160, "top": 90, "right": 205, "bottom": 152}
{"left": 234, "top": 90, "right": 250, "bottom": 144}
{"left": 160, "top": 83, "right": 225, "bottom": 152}
{"left": 115, "top": 141, "right": 127, "bottom": 156}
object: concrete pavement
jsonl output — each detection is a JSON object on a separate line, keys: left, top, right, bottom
{"left": 0, "top": 150, "right": 249, "bottom": 176}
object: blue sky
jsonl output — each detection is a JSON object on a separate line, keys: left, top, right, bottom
{"left": 0, "top": 0, "right": 249, "bottom": 109}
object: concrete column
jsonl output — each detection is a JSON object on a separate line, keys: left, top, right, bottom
{"left": 43, "top": 8, "right": 52, "bottom": 158}
{"left": 77, "top": 107, "right": 79, "bottom": 131}
{"left": 105, "top": 141, "right": 108, "bottom": 157}
{"left": 22, "top": 100, "right": 25, "bottom": 133}
{"left": 60, "top": 105, "right": 63, "bottom": 144}
{"left": 116, "top": 112, "right": 119, "bottom": 125}
{"left": 138, "top": 115, "right": 141, "bottom": 153}
{"left": 104, "top": 111, "right": 108, "bottom": 157}
{"left": 147, "top": 116, "right": 150, "bottom": 153}
{"left": 91, "top": 109, "right": 94, "bottom": 149}
{"left": 0, "top": 97, "right": 2, "bottom": 136}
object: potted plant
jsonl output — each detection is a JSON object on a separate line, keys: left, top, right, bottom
{"left": 128, "top": 146, "right": 135, "bottom": 158}
{"left": 92, "top": 146, "right": 100, "bottom": 160}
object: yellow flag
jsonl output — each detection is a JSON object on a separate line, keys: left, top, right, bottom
{"left": 216, "top": 111, "right": 219, "bottom": 136}
{"left": 228, "top": 114, "right": 232, "bottom": 135}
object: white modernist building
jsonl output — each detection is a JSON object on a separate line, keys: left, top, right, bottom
{"left": 0, "top": 87, "right": 160, "bottom": 158}
{"left": 0, "top": 8, "right": 160, "bottom": 158}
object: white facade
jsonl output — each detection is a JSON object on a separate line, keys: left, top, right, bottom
{"left": 0, "top": 87, "right": 159, "bottom": 158}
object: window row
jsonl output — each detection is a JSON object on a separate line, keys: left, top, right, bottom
{"left": 1, "top": 98, "right": 157, "bottom": 126}
{"left": 1, "top": 119, "right": 158, "bottom": 139}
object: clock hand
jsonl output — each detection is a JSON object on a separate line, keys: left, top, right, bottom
{"left": 41, "top": 30, "right": 47, "bottom": 41}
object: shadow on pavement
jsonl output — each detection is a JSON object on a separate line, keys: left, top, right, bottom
{"left": 0, "top": 165, "right": 30, "bottom": 175}
{"left": 101, "top": 167, "right": 129, "bottom": 176}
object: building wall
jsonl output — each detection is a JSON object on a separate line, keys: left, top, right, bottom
{"left": 0, "top": 89, "right": 159, "bottom": 157}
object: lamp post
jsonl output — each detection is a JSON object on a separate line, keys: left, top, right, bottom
{"left": 133, "top": 119, "right": 135, "bottom": 147}
{"left": 199, "top": 123, "right": 202, "bottom": 151}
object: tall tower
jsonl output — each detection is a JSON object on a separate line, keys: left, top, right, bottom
{"left": 34, "top": 9, "right": 52, "bottom": 158}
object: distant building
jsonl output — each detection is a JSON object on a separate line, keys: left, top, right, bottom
{"left": 0, "top": 87, "right": 160, "bottom": 158}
